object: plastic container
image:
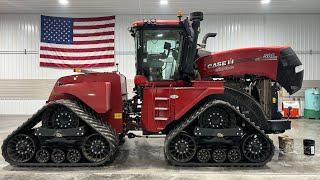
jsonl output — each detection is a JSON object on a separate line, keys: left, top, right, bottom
{"left": 304, "top": 88, "right": 320, "bottom": 119}
{"left": 282, "top": 101, "right": 300, "bottom": 118}
{"left": 303, "top": 139, "right": 315, "bottom": 156}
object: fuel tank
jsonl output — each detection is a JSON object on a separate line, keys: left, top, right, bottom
{"left": 195, "top": 46, "right": 303, "bottom": 94}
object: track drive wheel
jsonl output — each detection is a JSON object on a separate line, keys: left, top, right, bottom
{"left": 82, "top": 134, "right": 111, "bottom": 163}
{"left": 6, "top": 134, "right": 36, "bottom": 163}
{"left": 43, "top": 106, "right": 79, "bottom": 129}
{"left": 167, "top": 132, "right": 197, "bottom": 163}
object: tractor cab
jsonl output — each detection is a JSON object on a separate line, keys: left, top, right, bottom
{"left": 130, "top": 11, "right": 207, "bottom": 83}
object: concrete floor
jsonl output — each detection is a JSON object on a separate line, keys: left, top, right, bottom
{"left": 0, "top": 116, "right": 319, "bottom": 180}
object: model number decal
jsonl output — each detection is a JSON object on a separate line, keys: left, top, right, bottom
{"left": 207, "top": 59, "right": 234, "bottom": 69}
{"left": 262, "top": 53, "right": 278, "bottom": 60}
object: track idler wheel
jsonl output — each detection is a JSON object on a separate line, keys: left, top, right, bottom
{"left": 196, "top": 149, "right": 211, "bottom": 163}
{"left": 67, "top": 149, "right": 81, "bottom": 163}
{"left": 6, "top": 134, "right": 36, "bottom": 163}
{"left": 51, "top": 149, "right": 65, "bottom": 163}
{"left": 227, "top": 148, "right": 242, "bottom": 163}
{"left": 35, "top": 149, "right": 50, "bottom": 163}
{"left": 82, "top": 134, "right": 111, "bottom": 163}
{"left": 167, "top": 132, "right": 197, "bottom": 163}
{"left": 242, "top": 134, "right": 272, "bottom": 163}
{"left": 212, "top": 149, "right": 226, "bottom": 163}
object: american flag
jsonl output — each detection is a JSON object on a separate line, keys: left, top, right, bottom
{"left": 40, "top": 15, "right": 115, "bottom": 68}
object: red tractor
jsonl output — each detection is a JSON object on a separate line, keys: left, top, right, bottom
{"left": 2, "top": 12, "right": 303, "bottom": 167}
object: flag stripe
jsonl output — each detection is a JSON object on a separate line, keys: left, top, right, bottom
{"left": 73, "top": 27, "right": 114, "bottom": 34}
{"left": 73, "top": 23, "right": 115, "bottom": 30}
{"left": 40, "top": 42, "right": 114, "bottom": 48}
{"left": 40, "top": 15, "right": 115, "bottom": 68}
{"left": 73, "top": 35, "right": 114, "bottom": 41}
{"left": 73, "top": 16, "right": 115, "bottom": 22}
{"left": 40, "top": 58, "right": 114, "bottom": 64}
{"left": 41, "top": 50, "right": 114, "bottom": 57}
{"left": 40, "top": 54, "right": 114, "bottom": 60}
{"left": 73, "top": 39, "right": 114, "bottom": 45}
{"left": 74, "top": 19, "right": 115, "bottom": 26}
{"left": 40, "top": 62, "right": 114, "bottom": 68}
{"left": 40, "top": 46, "right": 114, "bottom": 52}
{"left": 73, "top": 31, "right": 114, "bottom": 37}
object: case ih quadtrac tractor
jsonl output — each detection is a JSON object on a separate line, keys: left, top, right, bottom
{"left": 2, "top": 12, "right": 303, "bottom": 167}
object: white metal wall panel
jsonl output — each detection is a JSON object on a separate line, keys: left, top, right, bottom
{"left": 0, "top": 100, "right": 45, "bottom": 115}
{"left": 0, "top": 13, "right": 320, "bottom": 115}
{"left": 265, "top": 14, "right": 320, "bottom": 80}
{"left": 1, "top": 14, "right": 320, "bottom": 80}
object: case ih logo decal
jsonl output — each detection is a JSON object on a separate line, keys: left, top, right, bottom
{"left": 207, "top": 58, "right": 234, "bottom": 69}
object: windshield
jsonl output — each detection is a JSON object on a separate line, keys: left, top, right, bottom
{"left": 136, "top": 29, "right": 183, "bottom": 81}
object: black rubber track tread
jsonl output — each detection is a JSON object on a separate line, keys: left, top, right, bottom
{"left": 1, "top": 99, "right": 119, "bottom": 167}
{"left": 212, "top": 87, "right": 269, "bottom": 131}
{"left": 164, "top": 100, "right": 274, "bottom": 167}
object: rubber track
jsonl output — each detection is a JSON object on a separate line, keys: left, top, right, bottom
{"left": 1, "top": 99, "right": 119, "bottom": 167}
{"left": 214, "top": 87, "right": 269, "bottom": 131}
{"left": 164, "top": 100, "right": 274, "bottom": 167}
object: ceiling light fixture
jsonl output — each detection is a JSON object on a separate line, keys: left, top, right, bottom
{"left": 59, "top": 0, "right": 69, "bottom": 5}
{"left": 160, "top": 0, "right": 168, "bottom": 5}
{"left": 261, "top": 0, "right": 271, "bottom": 4}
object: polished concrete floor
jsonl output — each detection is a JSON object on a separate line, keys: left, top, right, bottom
{"left": 0, "top": 115, "right": 319, "bottom": 180}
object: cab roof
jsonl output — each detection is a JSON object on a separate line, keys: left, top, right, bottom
{"left": 132, "top": 19, "right": 181, "bottom": 27}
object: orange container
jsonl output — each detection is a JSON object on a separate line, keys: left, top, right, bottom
{"left": 282, "top": 101, "right": 300, "bottom": 118}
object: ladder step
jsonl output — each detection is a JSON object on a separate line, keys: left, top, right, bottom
{"left": 155, "top": 107, "right": 168, "bottom": 111}
{"left": 155, "top": 97, "right": 169, "bottom": 101}
{"left": 155, "top": 117, "right": 168, "bottom": 121}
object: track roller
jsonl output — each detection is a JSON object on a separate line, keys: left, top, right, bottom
{"left": 212, "top": 149, "right": 226, "bottom": 163}
{"left": 67, "top": 149, "right": 81, "bottom": 163}
{"left": 196, "top": 149, "right": 211, "bottom": 163}
{"left": 35, "top": 149, "right": 50, "bottom": 163}
{"left": 51, "top": 149, "right": 65, "bottom": 163}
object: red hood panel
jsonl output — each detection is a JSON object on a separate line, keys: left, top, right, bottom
{"left": 196, "top": 46, "right": 289, "bottom": 80}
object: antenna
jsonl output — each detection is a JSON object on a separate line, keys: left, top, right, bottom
{"left": 116, "top": 63, "right": 119, "bottom": 72}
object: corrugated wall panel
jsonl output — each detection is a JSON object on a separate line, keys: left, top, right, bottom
{"left": 0, "top": 13, "right": 320, "bottom": 114}
{"left": 264, "top": 14, "right": 320, "bottom": 80}
{"left": 0, "top": 100, "right": 45, "bottom": 115}
{"left": 1, "top": 14, "right": 319, "bottom": 80}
